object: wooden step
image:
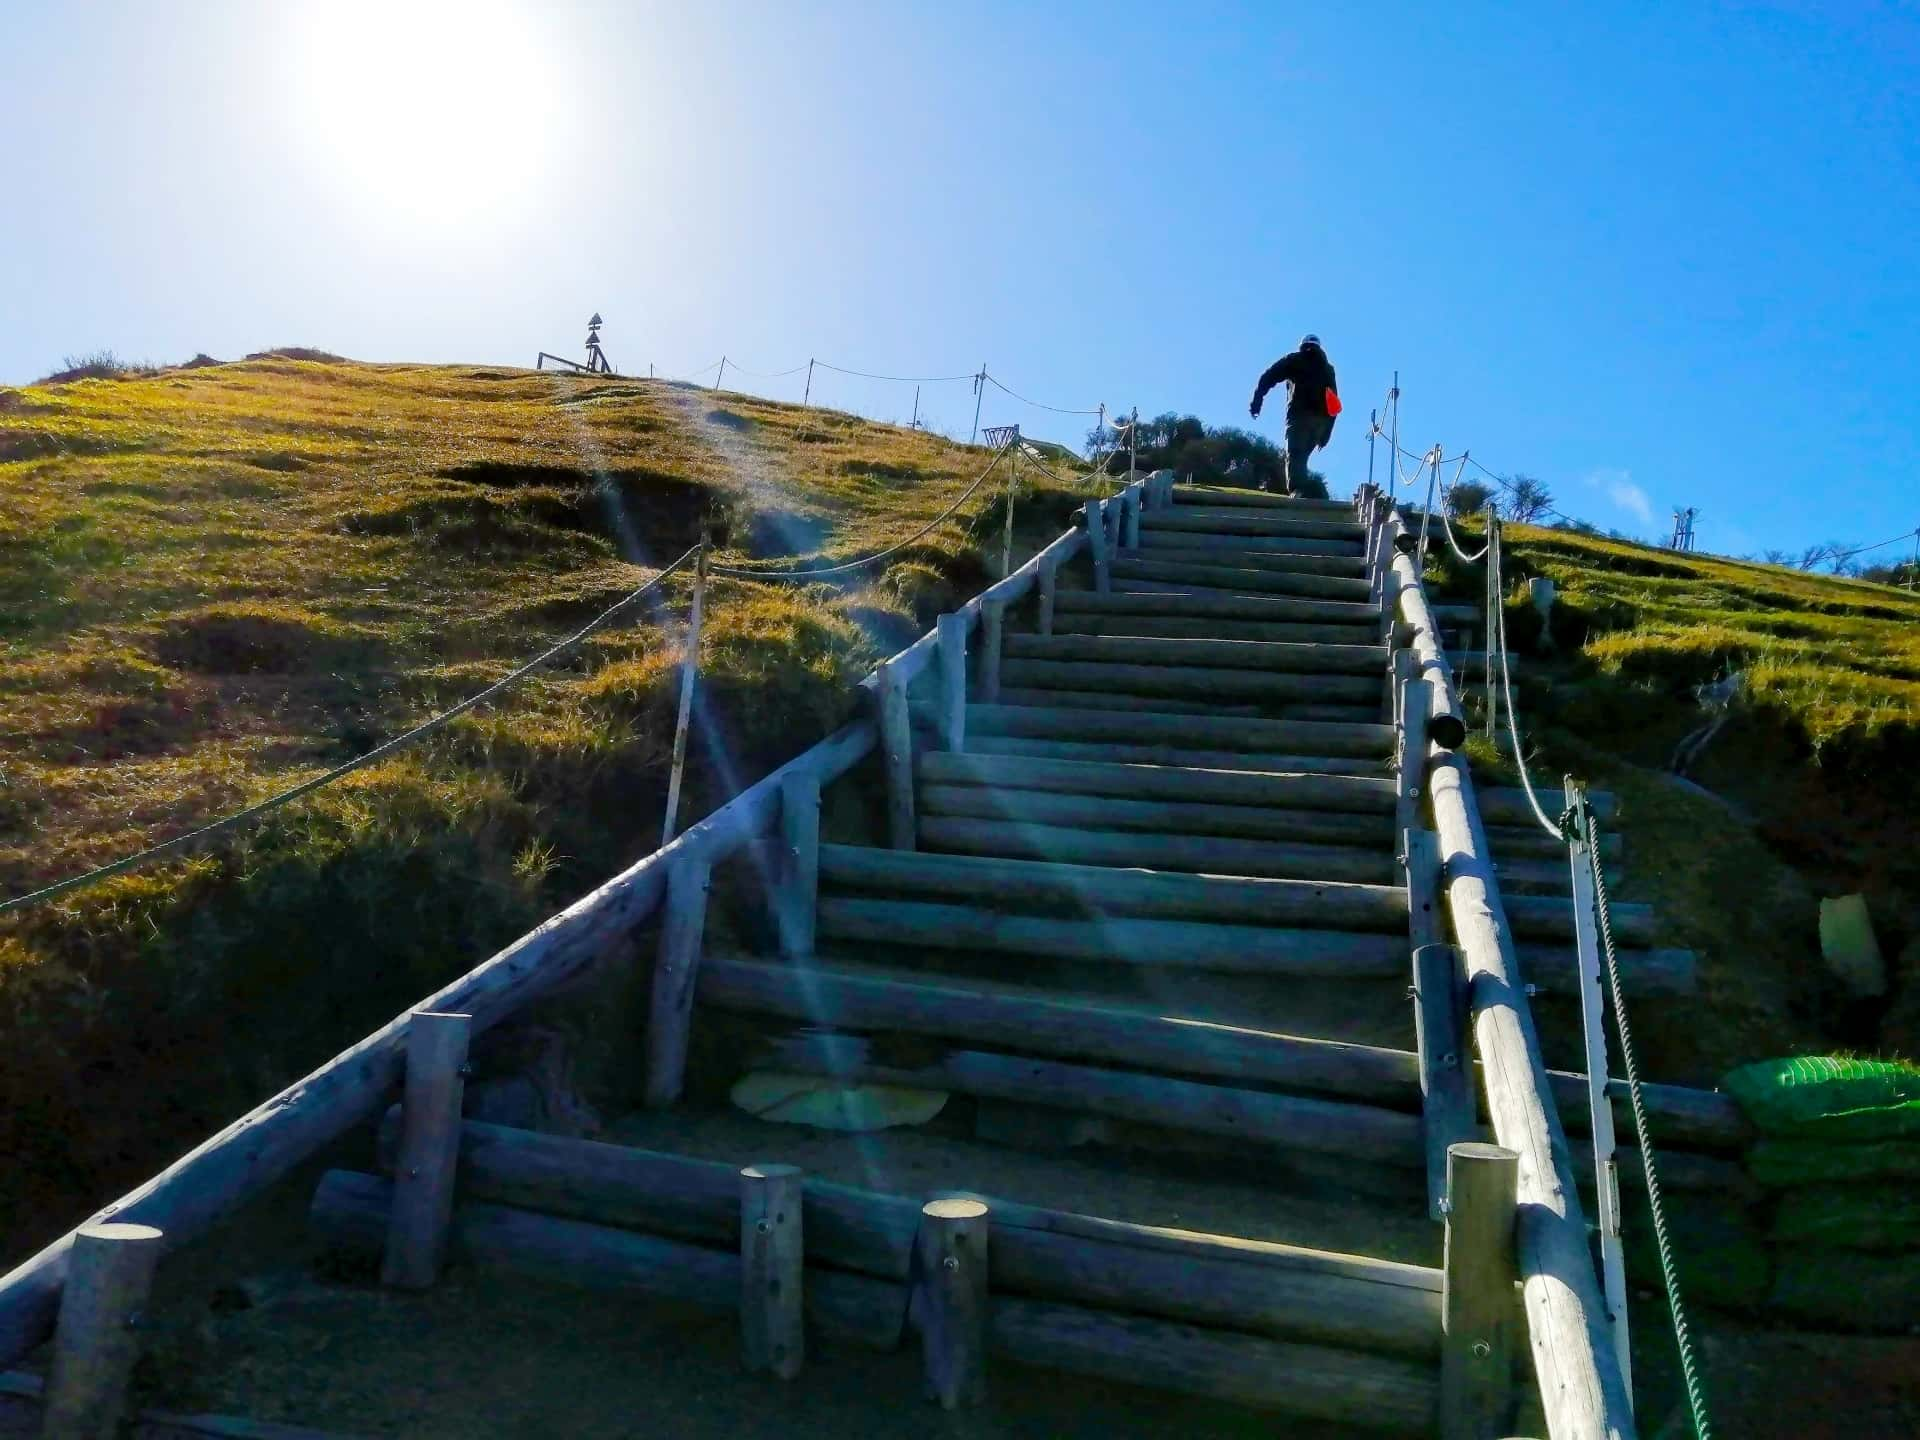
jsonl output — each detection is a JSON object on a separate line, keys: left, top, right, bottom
{"left": 1504, "top": 892, "right": 1655, "bottom": 944}
{"left": 1139, "top": 531, "right": 1365, "bottom": 559}
{"left": 1145, "top": 510, "right": 1366, "bottom": 540}
{"left": 1485, "top": 824, "right": 1623, "bottom": 862}
{"left": 1054, "top": 614, "right": 1381, "bottom": 644}
{"left": 760, "top": 1030, "right": 1424, "bottom": 1167}
{"left": 1053, "top": 590, "right": 1381, "bottom": 626}
{"left": 1172, "top": 486, "right": 1355, "bottom": 514}
{"left": 994, "top": 689, "right": 1264, "bottom": 716}
{"left": 967, "top": 703, "right": 1395, "bottom": 758}
{"left": 1003, "top": 633, "right": 1389, "bottom": 675}
{"left": 1519, "top": 945, "right": 1695, "bottom": 997}
{"left": 999, "top": 659, "right": 1380, "bottom": 705}
{"left": 1477, "top": 787, "right": 1616, "bottom": 826}
{"left": 918, "top": 815, "right": 1396, "bottom": 884}
{"left": 919, "top": 751, "right": 1398, "bottom": 814}
{"left": 816, "top": 896, "right": 1407, "bottom": 976}
{"left": 699, "top": 956, "right": 1746, "bottom": 1152}
{"left": 1120, "top": 547, "right": 1370, "bottom": 580}
{"left": 1111, "top": 557, "right": 1372, "bottom": 602}
{"left": 966, "top": 736, "right": 1388, "bottom": 777}
{"left": 818, "top": 844, "right": 1407, "bottom": 930}
{"left": 919, "top": 783, "right": 1392, "bottom": 846}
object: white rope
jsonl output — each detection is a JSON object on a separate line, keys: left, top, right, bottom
{"left": 1436, "top": 456, "right": 1491, "bottom": 564}
{"left": 1488, "top": 519, "right": 1565, "bottom": 838}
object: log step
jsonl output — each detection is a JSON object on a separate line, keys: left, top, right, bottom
{"left": 1053, "top": 614, "right": 1380, "bottom": 644}
{"left": 918, "top": 783, "right": 1392, "bottom": 846}
{"left": 1477, "top": 787, "right": 1616, "bottom": 826}
{"left": 1504, "top": 892, "right": 1656, "bottom": 944}
{"left": 761, "top": 1030, "right": 1425, "bottom": 1168}
{"left": 967, "top": 703, "right": 1396, "bottom": 759}
{"left": 1172, "top": 486, "right": 1356, "bottom": 514}
{"left": 1143, "top": 511, "right": 1367, "bottom": 540}
{"left": 1139, "top": 531, "right": 1364, "bottom": 558}
{"left": 966, "top": 736, "right": 1389, "bottom": 777}
{"left": 1053, "top": 589, "right": 1381, "bottom": 626}
{"left": 817, "top": 844, "right": 1407, "bottom": 930}
{"left": 999, "top": 659, "right": 1380, "bottom": 704}
{"left": 1003, "top": 633, "right": 1389, "bottom": 675}
{"left": 994, "top": 689, "right": 1265, "bottom": 716}
{"left": 918, "top": 815, "right": 1397, "bottom": 884}
{"left": 816, "top": 896, "right": 1408, "bottom": 977}
{"left": 1120, "top": 547, "right": 1370, "bottom": 579}
{"left": 919, "top": 751, "right": 1399, "bottom": 814}
{"left": 698, "top": 956, "right": 1745, "bottom": 1152}
{"left": 1111, "top": 558, "right": 1372, "bottom": 602}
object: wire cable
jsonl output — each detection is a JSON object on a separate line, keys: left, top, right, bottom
{"left": 0, "top": 546, "right": 703, "bottom": 917}
{"left": 709, "top": 439, "right": 1014, "bottom": 581}
{"left": 812, "top": 361, "right": 977, "bottom": 384}
{"left": 721, "top": 359, "right": 811, "bottom": 380}
{"left": 982, "top": 372, "right": 1103, "bottom": 416}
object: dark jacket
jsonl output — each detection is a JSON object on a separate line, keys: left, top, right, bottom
{"left": 1253, "top": 345, "right": 1338, "bottom": 421}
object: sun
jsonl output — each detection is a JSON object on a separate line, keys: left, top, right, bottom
{"left": 285, "top": 1, "right": 571, "bottom": 236}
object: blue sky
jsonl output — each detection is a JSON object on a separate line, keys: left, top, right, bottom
{"left": 4, "top": 1, "right": 1918, "bottom": 560}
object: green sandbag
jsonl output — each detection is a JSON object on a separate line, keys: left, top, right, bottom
{"left": 1769, "top": 1248, "right": 1920, "bottom": 1332}
{"left": 1721, "top": 1055, "right": 1920, "bottom": 1140}
{"left": 1748, "top": 1136, "right": 1920, "bottom": 1188}
{"left": 1773, "top": 1182, "right": 1920, "bottom": 1251}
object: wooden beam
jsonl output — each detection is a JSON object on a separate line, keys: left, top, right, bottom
{"left": 817, "top": 844, "right": 1408, "bottom": 931}
{"left": 740, "top": 1164, "right": 804, "bottom": 1379}
{"left": 39, "top": 1224, "right": 162, "bottom": 1440}
{"left": 772, "top": 771, "right": 820, "bottom": 961}
{"left": 1441, "top": 1143, "right": 1520, "bottom": 1440}
{"left": 1052, "top": 588, "right": 1381, "bottom": 625}
{"left": 964, "top": 735, "right": 1388, "bottom": 776}
{"left": 1002, "top": 633, "right": 1389, "bottom": 675}
{"left": 918, "top": 1199, "right": 989, "bottom": 1408}
{"left": 1112, "top": 557, "right": 1373, "bottom": 601}
{"left": 1413, "top": 946, "right": 1474, "bottom": 1221}
{"left": 878, "top": 659, "right": 916, "bottom": 851}
{"left": 815, "top": 896, "right": 1408, "bottom": 976}
{"left": 918, "top": 750, "right": 1398, "bottom": 814}
{"left": 1122, "top": 547, "right": 1371, "bottom": 579}
{"left": 978, "top": 597, "right": 1005, "bottom": 702}
{"left": 936, "top": 612, "right": 967, "bottom": 750}
{"left": 999, "top": 657, "right": 1381, "bottom": 704}
{"left": 917, "top": 814, "right": 1395, "bottom": 884}
{"left": 966, "top": 702, "right": 1394, "bottom": 757}
{"left": 1137, "top": 530, "right": 1365, "bottom": 557}
{"left": 381, "top": 1012, "right": 470, "bottom": 1289}
{"left": 1085, "top": 498, "right": 1110, "bottom": 593}
{"left": 643, "top": 854, "right": 712, "bottom": 1109}
{"left": 1145, "top": 510, "right": 1366, "bottom": 540}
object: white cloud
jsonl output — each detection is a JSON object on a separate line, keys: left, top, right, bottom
{"left": 1584, "top": 467, "right": 1655, "bottom": 526}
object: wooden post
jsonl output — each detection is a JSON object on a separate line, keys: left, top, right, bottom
{"left": 918, "top": 1198, "right": 989, "bottom": 1409}
{"left": 1389, "top": 641, "right": 1413, "bottom": 724}
{"left": 936, "top": 612, "right": 967, "bottom": 752}
{"left": 1086, "top": 498, "right": 1110, "bottom": 594}
{"left": 661, "top": 541, "right": 709, "bottom": 846}
{"left": 39, "top": 1223, "right": 162, "bottom": 1440}
{"left": 979, "top": 598, "right": 1005, "bottom": 703}
{"left": 1123, "top": 486, "right": 1142, "bottom": 548}
{"left": 741, "top": 1164, "right": 805, "bottom": 1379}
{"left": 381, "top": 1011, "right": 471, "bottom": 1289}
{"left": 878, "top": 660, "right": 916, "bottom": 851}
{"left": 1412, "top": 946, "right": 1473, "bottom": 1220}
{"left": 1398, "top": 674, "right": 1431, "bottom": 843}
{"left": 1037, "top": 557, "right": 1058, "bottom": 637}
{"left": 773, "top": 772, "right": 819, "bottom": 961}
{"left": 1405, "top": 826, "right": 1443, "bottom": 953}
{"left": 644, "top": 853, "right": 712, "bottom": 1108}
{"left": 1441, "top": 1143, "right": 1520, "bottom": 1440}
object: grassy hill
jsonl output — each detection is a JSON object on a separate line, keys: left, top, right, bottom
{"left": 0, "top": 356, "right": 1092, "bottom": 1250}
{"left": 1432, "top": 518, "right": 1920, "bottom": 1076}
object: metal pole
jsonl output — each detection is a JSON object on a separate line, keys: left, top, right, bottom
{"left": 912, "top": 386, "right": 920, "bottom": 430}
{"left": 1367, "top": 408, "right": 1377, "bottom": 494}
{"left": 1484, "top": 509, "right": 1498, "bottom": 740}
{"left": 714, "top": 357, "right": 726, "bottom": 392}
{"left": 1388, "top": 371, "right": 1400, "bottom": 489}
{"left": 661, "top": 542, "right": 708, "bottom": 846}
{"left": 970, "top": 365, "right": 985, "bottom": 444}
{"left": 1002, "top": 435, "right": 1017, "bottom": 577}
{"left": 1567, "top": 784, "right": 1633, "bottom": 1396}
{"left": 803, "top": 359, "right": 813, "bottom": 406}
{"left": 1127, "top": 407, "right": 1138, "bottom": 492}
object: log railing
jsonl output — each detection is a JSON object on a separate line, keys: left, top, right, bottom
{"left": 1376, "top": 493, "right": 1638, "bottom": 1440}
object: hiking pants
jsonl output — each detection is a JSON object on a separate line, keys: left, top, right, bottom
{"left": 1283, "top": 411, "right": 1335, "bottom": 494}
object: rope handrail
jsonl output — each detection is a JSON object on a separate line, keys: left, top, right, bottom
{"left": 708, "top": 438, "right": 1016, "bottom": 582}
{"left": 0, "top": 546, "right": 704, "bottom": 917}
{"left": 811, "top": 360, "right": 977, "bottom": 384}
{"left": 1435, "top": 457, "right": 1492, "bottom": 564}
{"left": 981, "top": 372, "right": 1103, "bottom": 416}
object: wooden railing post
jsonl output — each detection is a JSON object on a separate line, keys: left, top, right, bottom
{"left": 1085, "top": 498, "right": 1110, "bottom": 594}
{"left": 39, "top": 1222, "right": 162, "bottom": 1439}
{"left": 1441, "top": 1142, "right": 1520, "bottom": 1440}
{"left": 773, "top": 772, "right": 820, "bottom": 961}
{"left": 1398, "top": 674, "right": 1431, "bottom": 842}
{"left": 878, "top": 659, "right": 916, "bottom": 851}
{"left": 978, "top": 597, "right": 1005, "bottom": 703}
{"left": 1123, "top": 486, "right": 1142, "bottom": 549}
{"left": 918, "top": 1198, "right": 989, "bottom": 1409}
{"left": 1037, "top": 557, "right": 1059, "bottom": 637}
{"left": 936, "top": 612, "right": 967, "bottom": 752}
{"left": 740, "top": 1164, "right": 804, "bottom": 1380}
{"left": 1413, "top": 946, "right": 1473, "bottom": 1220}
{"left": 1405, "top": 826, "right": 1443, "bottom": 953}
{"left": 382, "top": 1011, "right": 471, "bottom": 1289}
{"left": 644, "top": 853, "right": 713, "bottom": 1108}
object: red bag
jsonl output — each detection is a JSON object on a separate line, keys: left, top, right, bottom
{"left": 1325, "top": 388, "right": 1343, "bottom": 416}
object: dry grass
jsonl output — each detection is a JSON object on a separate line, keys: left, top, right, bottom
{"left": 0, "top": 356, "right": 1092, "bottom": 1249}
